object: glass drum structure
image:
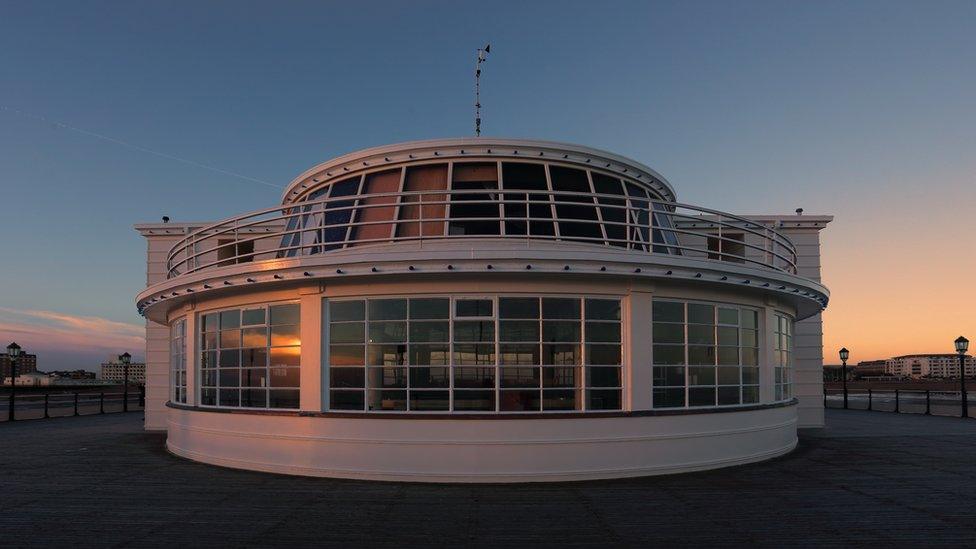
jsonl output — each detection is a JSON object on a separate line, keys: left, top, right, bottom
{"left": 136, "top": 138, "right": 830, "bottom": 482}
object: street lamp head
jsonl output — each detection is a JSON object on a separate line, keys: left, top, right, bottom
{"left": 839, "top": 347, "right": 849, "bottom": 362}
{"left": 119, "top": 352, "right": 131, "bottom": 365}
{"left": 7, "top": 342, "right": 21, "bottom": 357}
{"left": 955, "top": 336, "right": 969, "bottom": 355}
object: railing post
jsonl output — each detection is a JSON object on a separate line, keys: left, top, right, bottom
{"left": 895, "top": 389, "right": 900, "bottom": 413}
{"left": 73, "top": 392, "right": 79, "bottom": 416}
{"left": 100, "top": 392, "right": 105, "bottom": 414}
{"left": 868, "top": 388, "right": 872, "bottom": 411}
{"left": 926, "top": 390, "right": 931, "bottom": 415}
{"left": 44, "top": 393, "right": 49, "bottom": 418}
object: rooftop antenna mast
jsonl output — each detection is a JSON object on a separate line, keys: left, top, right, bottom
{"left": 475, "top": 43, "right": 490, "bottom": 136}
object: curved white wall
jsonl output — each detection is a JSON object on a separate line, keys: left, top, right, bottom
{"left": 166, "top": 404, "right": 797, "bottom": 483}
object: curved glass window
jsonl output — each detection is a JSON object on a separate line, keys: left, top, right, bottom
{"left": 199, "top": 303, "right": 301, "bottom": 410}
{"left": 276, "top": 160, "right": 673, "bottom": 254}
{"left": 775, "top": 313, "right": 794, "bottom": 401}
{"left": 170, "top": 318, "right": 187, "bottom": 404}
{"left": 652, "top": 300, "right": 760, "bottom": 408}
{"left": 327, "top": 295, "right": 622, "bottom": 413}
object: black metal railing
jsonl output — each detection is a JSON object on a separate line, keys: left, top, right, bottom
{"left": 0, "top": 387, "right": 145, "bottom": 422}
{"left": 824, "top": 389, "right": 973, "bottom": 418}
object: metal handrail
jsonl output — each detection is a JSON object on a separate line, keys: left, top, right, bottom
{"left": 165, "top": 189, "right": 799, "bottom": 278}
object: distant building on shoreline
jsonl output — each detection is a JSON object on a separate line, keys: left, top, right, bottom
{"left": 884, "top": 354, "right": 974, "bottom": 378}
{"left": 824, "top": 355, "right": 975, "bottom": 381}
{"left": 47, "top": 370, "right": 97, "bottom": 380}
{"left": 100, "top": 358, "right": 146, "bottom": 384}
{"left": 1, "top": 352, "right": 37, "bottom": 379}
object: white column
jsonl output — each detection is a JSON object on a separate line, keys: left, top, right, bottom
{"left": 760, "top": 301, "right": 778, "bottom": 404}
{"left": 299, "top": 287, "right": 323, "bottom": 412}
{"left": 629, "top": 290, "right": 653, "bottom": 410}
{"left": 184, "top": 311, "right": 197, "bottom": 407}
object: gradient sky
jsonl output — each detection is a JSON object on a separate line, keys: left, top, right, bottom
{"left": 1, "top": 0, "right": 974, "bottom": 370}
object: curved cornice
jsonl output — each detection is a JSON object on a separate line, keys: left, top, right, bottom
{"left": 137, "top": 241, "right": 828, "bottom": 323}
{"left": 282, "top": 138, "right": 676, "bottom": 204}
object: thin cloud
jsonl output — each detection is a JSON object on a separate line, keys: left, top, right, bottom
{"left": 0, "top": 307, "right": 144, "bottom": 363}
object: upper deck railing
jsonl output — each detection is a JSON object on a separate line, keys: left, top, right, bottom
{"left": 165, "top": 189, "right": 798, "bottom": 278}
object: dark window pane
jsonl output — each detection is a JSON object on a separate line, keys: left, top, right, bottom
{"left": 410, "top": 390, "right": 449, "bottom": 411}
{"left": 410, "top": 367, "right": 450, "bottom": 388}
{"left": 500, "top": 320, "right": 540, "bottom": 342}
{"left": 369, "top": 299, "right": 407, "bottom": 320}
{"left": 242, "top": 347, "right": 268, "bottom": 368}
{"left": 587, "top": 367, "right": 621, "bottom": 388}
{"left": 202, "top": 313, "right": 219, "bottom": 332}
{"left": 718, "top": 346, "right": 739, "bottom": 365}
{"left": 586, "top": 344, "right": 621, "bottom": 365}
{"left": 742, "top": 367, "right": 759, "bottom": 384}
{"left": 653, "top": 345, "right": 684, "bottom": 365}
{"left": 718, "top": 308, "right": 739, "bottom": 325}
{"left": 453, "top": 390, "right": 495, "bottom": 411}
{"left": 268, "top": 389, "right": 300, "bottom": 409}
{"left": 585, "top": 299, "right": 620, "bottom": 320}
{"left": 741, "top": 310, "right": 758, "bottom": 329}
{"left": 330, "top": 367, "right": 365, "bottom": 388}
{"left": 270, "top": 304, "right": 300, "bottom": 325}
{"left": 453, "top": 344, "right": 495, "bottom": 365}
{"left": 218, "top": 389, "right": 239, "bottom": 407}
{"left": 329, "top": 345, "right": 364, "bottom": 366}
{"left": 542, "top": 390, "right": 577, "bottom": 410}
{"left": 499, "top": 297, "right": 539, "bottom": 319}
{"left": 369, "top": 322, "right": 407, "bottom": 343}
{"left": 220, "top": 310, "right": 240, "bottom": 329}
{"left": 269, "top": 366, "right": 300, "bottom": 388}
{"left": 585, "top": 322, "right": 620, "bottom": 343}
{"left": 241, "top": 389, "right": 267, "bottom": 408}
{"left": 219, "top": 368, "right": 240, "bottom": 387}
{"left": 688, "top": 303, "right": 714, "bottom": 324}
{"left": 742, "top": 386, "right": 759, "bottom": 403}
{"left": 688, "top": 366, "right": 715, "bottom": 386}
{"left": 454, "top": 367, "right": 495, "bottom": 388}
{"left": 330, "top": 390, "right": 364, "bottom": 410}
{"left": 201, "top": 388, "right": 216, "bottom": 406}
{"left": 330, "top": 323, "right": 365, "bottom": 344}
{"left": 331, "top": 300, "right": 365, "bottom": 322}
{"left": 500, "top": 367, "right": 540, "bottom": 388}
{"left": 454, "top": 321, "right": 494, "bottom": 342}
{"left": 456, "top": 299, "right": 493, "bottom": 317}
{"left": 242, "top": 308, "right": 266, "bottom": 326}
{"left": 717, "top": 326, "right": 738, "bottom": 346}
{"left": 500, "top": 344, "right": 540, "bottom": 365}
{"left": 368, "top": 367, "right": 407, "bottom": 389}
{"left": 718, "top": 386, "right": 741, "bottom": 406}
{"left": 368, "top": 344, "right": 406, "bottom": 366}
{"left": 409, "top": 321, "right": 450, "bottom": 343}
{"left": 741, "top": 329, "right": 758, "bottom": 347}
{"left": 240, "top": 368, "right": 268, "bottom": 388}
{"left": 409, "top": 298, "right": 449, "bottom": 319}
{"left": 689, "top": 387, "right": 716, "bottom": 407}
{"left": 653, "top": 388, "right": 685, "bottom": 408}
{"left": 587, "top": 389, "right": 620, "bottom": 410}
{"left": 717, "top": 367, "right": 740, "bottom": 385}
{"left": 542, "top": 367, "right": 578, "bottom": 388}
{"left": 542, "top": 298, "right": 580, "bottom": 319}
{"left": 368, "top": 390, "right": 407, "bottom": 411}
{"left": 742, "top": 347, "right": 758, "bottom": 366}
{"left": 543, "top": 321, "right": 581, "bottom": 342}
{"left": 500, "top": 390, "right": 540, "bottom": 411}
{"left": 652, "top": 301, "right": 684, "bottom": 323}
{"left": 653, "top": 323, "right": 684, "bottom": 344}
{"left": 409, "top": 344, "right": 450, "bottom": 366}
{"left": 688, "top": 346, "right": 716, "bottom": 365}
{"left": 219, "top": 349, "right": 240, "bottom": 368}
{"left": 542, "top": 344, "right": 580, "bottom": 365}
{"left": 688, "top": 325, "right": 714, "bottom": 345}
{"left": 653, "top": 366, "right": 685, "bottom": 386}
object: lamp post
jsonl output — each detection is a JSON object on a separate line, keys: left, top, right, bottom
{"left": 6, "top": 342, "right": 21, "bottom": 422}
{"left": 120, "top": 352, "right": 131, "bottom": 413}
{"left": 956, "top": 336, "right": 969, "bottom": 419}
{"left": 839, "top": 347, "right": 850, "bottom": 410}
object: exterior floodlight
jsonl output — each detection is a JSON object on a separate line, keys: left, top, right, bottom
{"left": 956, "top": 336, "right": 969, "bottom": 355}
{"left": 839, "top": 347, "right": 849, "bottom": 362}
{"left": 6, "top": 342, "right": 21, "bottom": 357}
{"left": 120, "top": 352, "right": 131, "bottom": 364}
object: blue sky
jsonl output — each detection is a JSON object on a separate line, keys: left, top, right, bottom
{"left": 1, "top": 1, "right": 974, "bottom": 369}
